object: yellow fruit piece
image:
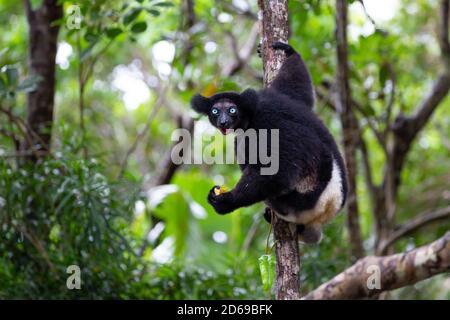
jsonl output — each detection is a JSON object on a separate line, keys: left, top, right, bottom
{"left": 214, "top": 186, "right": 228, "bottom": 195}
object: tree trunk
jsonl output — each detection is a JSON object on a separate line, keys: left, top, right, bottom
{"left": 257, "top": 0, "right": 300, "bottom": 300}
{"left": 335, "top": 0, "right": 364, "bottom": 260}
{"left": 22, "top": 0, "right": 63, "bottom": 159}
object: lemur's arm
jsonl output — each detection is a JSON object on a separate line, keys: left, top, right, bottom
{"left": 270, "top": 42, "right": 314, "bottom": 108}
{"left": 208, "top": 167, "right": 287, "bottom": 214}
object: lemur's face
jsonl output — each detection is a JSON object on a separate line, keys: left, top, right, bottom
{"left": 209, "top": 99, "right": 242, "bottom": 134}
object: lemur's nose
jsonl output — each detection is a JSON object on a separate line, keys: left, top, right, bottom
{"left": 219, "top": 119, "right": 229, "bottom": 127}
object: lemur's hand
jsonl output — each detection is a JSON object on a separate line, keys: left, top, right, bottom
{"left": 207, "top": 186, "right": 234, "bottom": 214}
{"left": 257, "top": 43, "right": 262, "bottom": 58}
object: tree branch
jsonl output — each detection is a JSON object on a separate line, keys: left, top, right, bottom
{"left": 222, "top": 22, "right": 259, "bottom": 77}
{"left": 335, "top": 0, "right": 364, "bottom": 259}
{"left": 439, "top": 0, "right": 450, "bottom": 58}
{"left": 358, "top": 135, "right": 377, "bottom": 198}
{"left": 223, "top": 1, "right": 258, "bottom": 21}
{"left": 375, "top": 0, "right": 450, "bottom": 253}
{"left": 304, "top": 231, "right": 450, "bottom": 299}
{"left": 389, "top": 0, "right": 450, "bottom": 190}
{"left": 117, "top": 88, "right": 166, "bottom": 179}
{"left": 379, "top": 206, "right": 450, "bottom": 254}
{"left": 152, "top": 113, "right": 194, "bottom": 186}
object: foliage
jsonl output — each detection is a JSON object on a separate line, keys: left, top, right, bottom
{"left": 0, "top": 0, "right": 449, "bottom": 299}
{"left": 0, "top": 153, "right": 139, "bottom": 298}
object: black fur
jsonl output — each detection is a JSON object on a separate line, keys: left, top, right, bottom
{"left": 191, "top": 42, "right": 348, "bottom": 242}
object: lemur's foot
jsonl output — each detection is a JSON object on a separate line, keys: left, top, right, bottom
{"left": 271, "top": 41, "right": 295, "bottom": 56}
{"left": 257, "top": 43, "right": 262, "bottom": 58}
{"left": 298, "top": 224, "right": 322, "bottom": 244}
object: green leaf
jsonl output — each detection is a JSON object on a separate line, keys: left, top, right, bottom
{"left": 379, "top": 63, "right": 389, "bottom": 87}
{"left": 5, "top": 67, "right": 19, "bottom": 86}
{"left": 363, "top": 104, "right": 376, "bottom": 117}
{"left": 80, "top": 45, "right": 94, "bottom": 61}
{"left": 0, "top": 48, "right": 8, "bottom": 58}
{"left": 105, "top": 28, "right": 123, "bottom": 39}
{"left": 131, "top": 22, "right": 147, "bottom": 33}
{"left": 146, "top": 8, "right": 160, "bottom": 16}
{"left": 258, "top": 254, "right": 275, "bottom": 292}
{"left": 84, "top": 31, "right": 98, "bottom": 43}
{"left": 17, "top": 75, "right": 42, "bottom": 93}
{"left": 153, "top": 1, "right": 174, "bottom": 7}
{"left": 123, "top": 8, "right": 143, "bottom": 25}
{"left": 0, "top": 75, "right": 5, "bottom": 92}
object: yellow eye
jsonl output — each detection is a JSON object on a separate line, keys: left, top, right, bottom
{"left": 229, "top": 107, "right": 236, "bottom": 114}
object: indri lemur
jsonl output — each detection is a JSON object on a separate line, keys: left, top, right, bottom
{"left": 191, "top": 42, "right": 348, "bottom": 243}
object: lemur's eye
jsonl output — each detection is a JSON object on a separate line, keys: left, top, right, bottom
{"left": 229, "top": 107, "right": 236, "bottom": 114}
{"left": 211, "top": 108, "right": 219, "bottom": 115}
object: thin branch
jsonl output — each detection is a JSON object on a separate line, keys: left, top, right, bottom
{"left": 304, "top": 231, "right": 450, "bottom": 299}
{"left": 240, "top": 215, "right": 261, "bottom": 255}
{"left": 151, "top": 113, "right": 194, "bottom": 186}
{"left": 315, "top": 84, "right": 336, "bottom": 112}
{"left": 222, "top": 22, "right": 259, "bottom": 77}
{"left": 358, "top": 135, "right": 376, "bottom": 197}
{"left": 352, "top": 102, "right": 387, "bottom": 152}
{"left": 82, "top": 40, "right": 114, "bottom": 85}
{"left": 336, "top": 0, "right": 364, "bottom": 259}
{"left": 358, "top": 0, "right": 377, "bottom": 29}
{"left": 0, "top": 107, "right": 40, "bottom": 158}
{"left": 382, "top": 63, "right": 396, "bottom": 141}
{"left": 0, "top": 150, "right": 49, "bottom": 158}
{"left": 222, "top": 1, "right": 258, "bottom": 20}
{"left": 436, "top": 123, "right": 450, "bottom": 152}
{"left": 15, "top": 224, "right": 56, "bottom": 272}
{"left": 0, "top": 128, "right": 20, "bottom": 150}
{"left": 77, "top": 31, "right": 87, "bottom": 159}
{"left": 391, "top": 0, "right": 450, "bottom": 152}
{"left": 379, "top": 205, "right": 450, "bottom": 253}
{"left": 117, "top": 89, "right": 166, "bottom": 179}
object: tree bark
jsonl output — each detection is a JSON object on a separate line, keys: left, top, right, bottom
{"left": 257, "top": 0, "right": 300, "bottom": 300}
{"left": 304, "top": 231, "right": 450, "bottom": 300}
{"left": 335, "top": 0, "right": 364, "bottom": 259}
{"left": 272, "top": 216, "right": 301, "bottom": 300}
{"left": 22, "top": 0, "right": 63, "bottom": 159}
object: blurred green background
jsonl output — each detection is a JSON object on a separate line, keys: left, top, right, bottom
{"left": 0, "top": 0, "right": 449, "bottom": 299}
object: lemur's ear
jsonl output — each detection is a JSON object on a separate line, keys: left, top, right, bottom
{"left": 240, "top": 89, "right": 258, "bottom": 114}
{"left": 191, "top": 94, "right": 212, "bottom": 114}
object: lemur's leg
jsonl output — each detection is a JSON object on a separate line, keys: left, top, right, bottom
{"left": 208, "top": 167, "right": 288, "bottom": 214}
{"left": 270, "top": 42, "right": 314, "bottom": 108}
{"left": 265, "top": 210, "right": 322, "bottom": 244}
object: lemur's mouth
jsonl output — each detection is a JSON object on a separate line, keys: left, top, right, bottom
{"left": 219, "top": 128, "right": 231, "bottom": 135}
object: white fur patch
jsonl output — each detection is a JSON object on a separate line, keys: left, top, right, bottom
{"left": 277, "top": 158, "right": 343, "bottom": 225}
